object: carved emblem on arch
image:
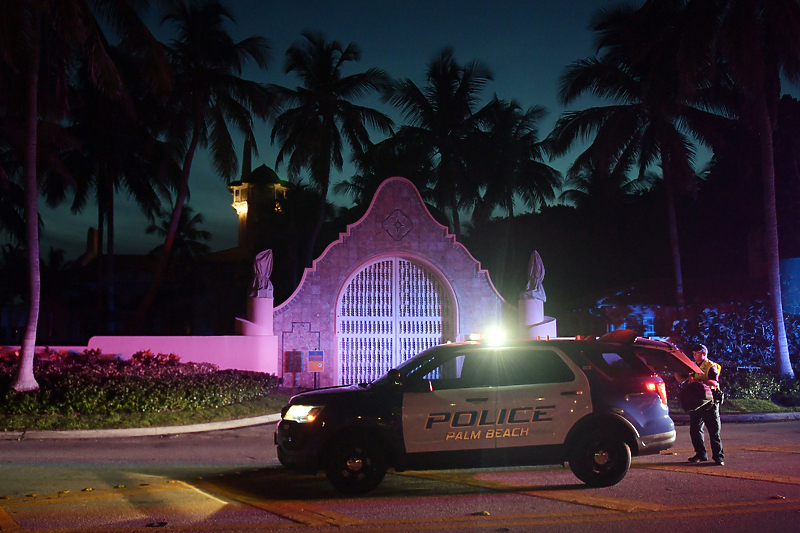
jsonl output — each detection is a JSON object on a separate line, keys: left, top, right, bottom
{"left": 382, "top": 209, "right": 413, "bottom": 241}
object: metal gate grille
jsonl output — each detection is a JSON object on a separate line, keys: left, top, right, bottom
{"left": 338, "top": 258, "right": 449, "bottom": 384}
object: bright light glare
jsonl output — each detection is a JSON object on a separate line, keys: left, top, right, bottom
{"left": 284, "top": 405, "right": 323, "bottom": 423}
{"left": 483, "top": 328, "right": 507, "bottom": 344}
{"left": 468, "top": 333, "right": 481, "bottom": 341}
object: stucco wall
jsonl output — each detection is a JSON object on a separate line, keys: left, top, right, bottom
{"left": 273, "top": 177, "right": 507, "bottom": 388}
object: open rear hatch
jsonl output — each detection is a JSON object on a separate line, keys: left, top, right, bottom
{"left": 599, "top": 330, "right": 702, "bottom": 374}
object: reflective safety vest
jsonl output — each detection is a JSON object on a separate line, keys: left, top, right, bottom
{"left": 691, "top": 358, "right": 721, "bottom": 384}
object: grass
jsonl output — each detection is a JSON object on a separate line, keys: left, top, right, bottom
{"left": 669, "top": 398, "right": 800, "bottom": 415}
{"left": 717, "top": 398, "right": 800, "bottom": 414}
{"left": 2, "top": 348, "right": 796, "bottom": 432}
{"left": 4, "top": 396, "right": 798, "bottom": 433}
{"left": 0, "top": 393, "right": 290, "bottom": 432}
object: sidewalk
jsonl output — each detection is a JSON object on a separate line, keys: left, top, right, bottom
{"left": 3, "top": 413, "right": 282, "bottom": 441}
{"left": 4, "top": 411, "right": 799, "bottom": 441}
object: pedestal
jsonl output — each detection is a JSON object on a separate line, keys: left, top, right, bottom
{"left": 246, "top": 297, "right": 274, "bottom": 335}
{"left": 519, "top": 298, "right": 557, "bottom": 339}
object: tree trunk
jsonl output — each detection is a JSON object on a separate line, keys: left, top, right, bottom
{"left": 12, "top": 26, "right": 41, "bottom": 392}
{"left": 450, "top": 194, "right": 461, "bottom": 240}
{"left": 96, "top": 175, "right": 106, "bottom": 334}
{"left": 107, "top": 188, "right": 116, "bottom": 333}
{"left": 755, "top": 100, "right": 794, "bottom": 377}
{"left": 305, "top": 170, "right": 330, "bottom": 269}
{"left": 661, "top": 154, "right": 686, "bottom": 308}
{"left": 126, "top": 128, "right": 199, "bottom": 334}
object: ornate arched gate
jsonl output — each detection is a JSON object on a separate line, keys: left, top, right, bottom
{"left": 337, "top": 257, "right": 455, "bottom": 384}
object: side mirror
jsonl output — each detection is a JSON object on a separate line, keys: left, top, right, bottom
{"left": 387, "top": 368, "right": 403, "bottom": 387}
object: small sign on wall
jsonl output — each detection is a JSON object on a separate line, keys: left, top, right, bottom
{"left": 284, "top": 350, "right": 302, "bottom": 373}
{"left": 308, "top": 350, "right": 324, "bottom": 372}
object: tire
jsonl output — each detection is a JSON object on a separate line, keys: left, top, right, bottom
{"left": 324, "top": 435, "right": 388, "bottom": 494}
{"left": 568, "top": 432, "right": 631, "bottom": 487}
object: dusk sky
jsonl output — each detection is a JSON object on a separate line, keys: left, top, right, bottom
{"left": 26, "top": 0, "right": 618, "bottom": 260}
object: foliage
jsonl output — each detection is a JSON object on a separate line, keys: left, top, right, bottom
{"left": 673, "top": 301, "right": 800, "bottom": 370}
{"left": 670, "top": 301, "right": 800, "bottom": 405}
{"left": 382, "top": 47, "right": 493, "bottom": 239}
{"left": 271, "top": 31, "right": 393, "bottom": 271}
{"left": 0, "top": 349, "right": 281, "bottom": 416}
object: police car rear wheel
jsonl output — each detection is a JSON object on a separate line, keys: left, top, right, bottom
{"left": 324, "top": 436, "right": 387, "bottom": 494}
{"left": 568, "top": 433, "right": 631, "bottom": 487}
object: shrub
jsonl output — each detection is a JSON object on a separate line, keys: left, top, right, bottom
{"left": 0, "top": 349, "right": 281, "bottom": 416}
{"left": 672, "top": 301, "right": 800, "bottom": 369}
{"left": 672, "top": 301, "right": 800, "bottom": 404}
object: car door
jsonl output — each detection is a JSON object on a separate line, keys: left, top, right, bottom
{"left": 492, "top": 346, "right": 592, "bottom": 448}
{"left": 402, "top": 348, "right": 497, "bottom": 453}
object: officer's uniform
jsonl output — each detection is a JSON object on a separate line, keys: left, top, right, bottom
{"left": 688, "top": 358, "right": 724, "bottom": 463}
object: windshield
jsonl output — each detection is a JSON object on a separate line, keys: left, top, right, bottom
{"left": 368, "top": 345, "right": 456, "bottom": 387}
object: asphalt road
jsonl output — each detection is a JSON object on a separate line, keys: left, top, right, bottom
{"left": 1, "top": 419, "right": 800, "bottom": 532}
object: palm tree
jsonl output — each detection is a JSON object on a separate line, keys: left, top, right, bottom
{"left": 383, "top": 48, "right": 493, "bottom": 239}
{"left": 548, "top": 1, "right": 727, "bottom": 308}
{"left": 467, "top": 96, "right": 561, "bottom": 223}
{"left": 129, "top": 0, "right": 276, "bottom": 332}
{"left": 682, "top": 0, "right": 800, "bottom": 377}
{"left": 146, "top": 204, "right": 212, "bottom": 260}
{"left": 0, "top": 0, "right": 166, "bottom": 391}
{"left": 64, "top": 43, "right": 172, "bottom": 334}
{"left": 558, "top": 156, "right": 655, "bottom": 210}
{"left": 335, "top": 136, "right": 437, "bottom": 207}
{"left": 271, "top": 31, "right": 394, "bottom": 268}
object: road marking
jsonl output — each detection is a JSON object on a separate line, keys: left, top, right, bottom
{"left": 0, "top": 482, "right": 187, "bottom": 508}
{"left": 191, "top": 479, "right": 361, "bottom": 527}
{"left": 741, "top": 445, "right": 800, "bottom": 454}
{"left": 269, "top": 499, "right": 800, "bottom": 532}
{"left": 396, "top": 470, "right": 522, "bottom": 491}
{"left": 522, "top": 489, "right": 671, "bottom": 512}
{"left": 641, "top": 464, "right": 800, "bottom": 485}
{"left": 180, "top": 482, "right": 229, "bottom": 505}
{"left": 664, "top": 444, "right": 800, "bottom": 455}
{"left": 6, "top": 487, "right": 800, "bottom": 532}
{"left": 260, "top": 501, "right": 362, "bottom": 527}
{"left": 396, "top": 471, "right": 670, "bottom": 512}
{"left": 0, "top": 506, "right": 20, "bottom": 532}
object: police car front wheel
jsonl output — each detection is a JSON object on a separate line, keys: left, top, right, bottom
{"left": 324, "top": 435, "right": 388, "bottom": 494}
{"left": 568, "top": 433, "right": 631, "bottom": 487}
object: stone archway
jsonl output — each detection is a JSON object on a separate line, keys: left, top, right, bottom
{"left": 337, "top": 256, "right": 455, "bottom": 384}
{"left": 272, "top": 177, "right": 506, "bottom": 389}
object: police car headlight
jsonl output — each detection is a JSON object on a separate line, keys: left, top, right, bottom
{"left": 283, "top": 405, "right": 324, "bottom": 423}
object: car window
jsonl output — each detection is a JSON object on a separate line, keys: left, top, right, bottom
{"left": 580, "top": 348, "right": 651, "bottom": 378}
{"left": 634, "top": 346, "right": 700, "bottom": 374}
{"left": 406, "top": 350, "right": 493, "bottom": 390}
{"left": 494, "top": 348, "right": 575, "bottom": 386}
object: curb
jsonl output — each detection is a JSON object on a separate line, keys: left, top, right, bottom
{"left": 670, "top": 411, "right": 800, "bottom": 424}
{"left": 5, "top": 413, "right": 282, "bottom": 441}
{"left": 4, "top": 411, "right": 799, "bottom": 441}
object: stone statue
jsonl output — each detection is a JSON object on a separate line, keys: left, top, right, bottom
{"left": 250, "top": 249, "right": 274, "bottom": 298}
{"left": 521, "top": 250, "right": 546, "bottom": 301}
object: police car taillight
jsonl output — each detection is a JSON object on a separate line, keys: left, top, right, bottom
{"left": 646, "top": 381, "right": 668, "bottom": 405}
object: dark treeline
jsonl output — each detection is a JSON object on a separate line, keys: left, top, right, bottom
{"left": 2, "top": 0, "right": 800, "bottom": 391}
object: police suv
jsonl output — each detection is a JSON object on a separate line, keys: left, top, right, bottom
{"left": 275, "top": 330, "right": 701, "bottom": 494}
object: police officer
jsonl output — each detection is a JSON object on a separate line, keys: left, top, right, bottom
{"left": 679, "top": 343, "right": 725, "bottom": 466}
